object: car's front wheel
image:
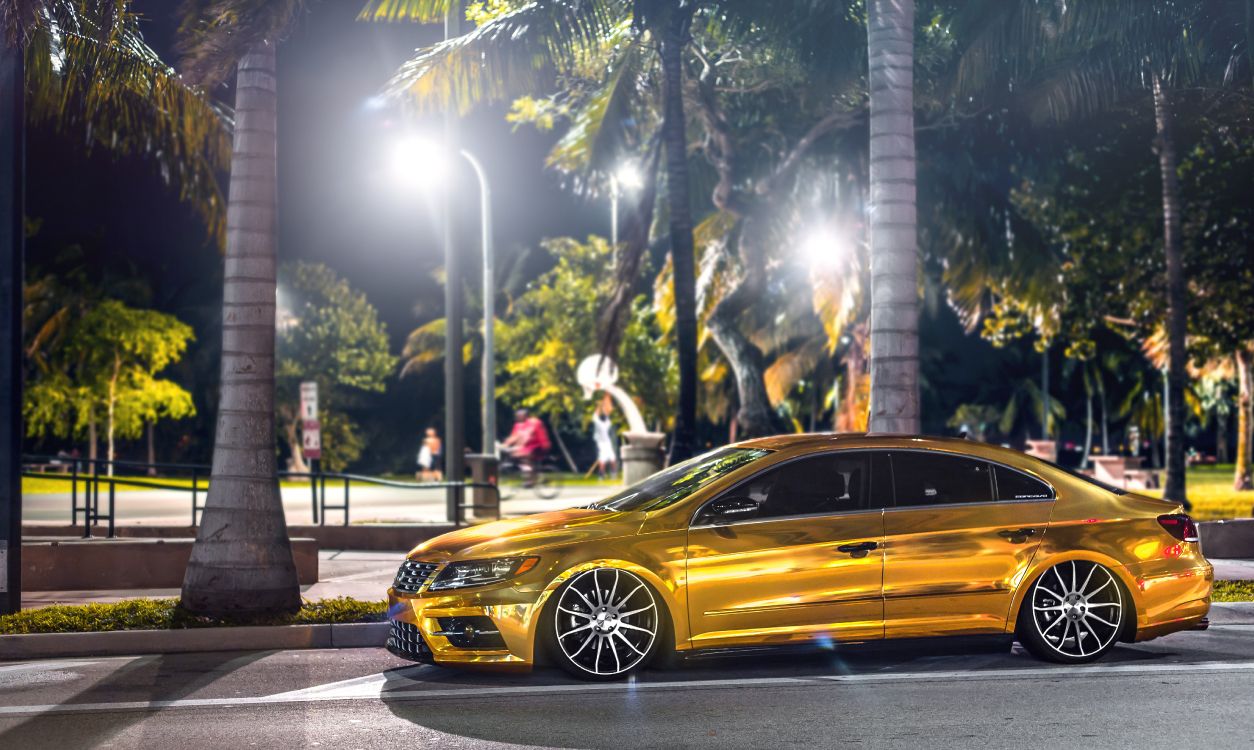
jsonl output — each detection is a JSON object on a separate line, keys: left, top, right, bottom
{"left": 543, "top": 567, "right": 666, "bottom": 680}
{"left": 1016, "top": 559, "right": 1127, "bottom": 663}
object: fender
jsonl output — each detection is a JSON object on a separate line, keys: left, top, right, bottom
{"left": 1005, "top": 550, "right": 1144, "bottom": 635}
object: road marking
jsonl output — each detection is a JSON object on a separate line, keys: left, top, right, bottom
{"left": 3, "top": 659, "right": 1254, "bottom": 717}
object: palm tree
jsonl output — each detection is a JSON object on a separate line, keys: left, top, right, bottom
{"left": 865, "top": 0, "right": 919, "bottom": 434}
{"left": 955, "top": 0, "right": 1250, "bottom": 504}
{"left": 178, "top": 0, "right": 309, "bottom": 617}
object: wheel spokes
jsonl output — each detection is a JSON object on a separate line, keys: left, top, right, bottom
{"left": 556, "top": 568, "right": 658, "bottom": 675}
{"left": 1032, "top": 562, "right": 1122, "bottom": 658}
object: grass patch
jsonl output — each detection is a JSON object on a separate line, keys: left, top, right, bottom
{"left": 0, "top": 596, "right": 386, "bottom": 635}
{"left": 1142, "top": 464, "right": 1254, "bottom": 521}
{"left": 1212, "top": 580, "right": 1254, "bottom": 603}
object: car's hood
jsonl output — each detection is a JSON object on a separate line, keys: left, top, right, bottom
{"left": 407, "top": 507, "right": 642, "bottom": 561}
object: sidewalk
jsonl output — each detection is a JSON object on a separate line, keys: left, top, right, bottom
{"left": 21, "top": 553, "right": 1254, "bottom": 610}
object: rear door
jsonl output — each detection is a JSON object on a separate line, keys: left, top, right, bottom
{"left": 685, "top": 452, "right": 888, "bottom": 650}
{"left": 881, "top": 451, "right": 1054, "bottom": 638}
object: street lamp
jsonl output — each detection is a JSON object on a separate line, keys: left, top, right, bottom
{"left": 609, "top": 162, "right": 642, "bottom": 247}
{"left": 392, "top": 137, "right": 498, "bottom": 457}
{"left": 800, "top": 226, "right": 844, "bottom": 271}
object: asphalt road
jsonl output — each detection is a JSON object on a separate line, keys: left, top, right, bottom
{"left": 3, "top": 624, "right": 1254, "bottom": 749}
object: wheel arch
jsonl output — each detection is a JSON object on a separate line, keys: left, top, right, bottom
{"left": 529, "top": 558, "right": 684, "bottom": 659}
{"left": 1006, "top": 550, "right": 1144, "bottom": 636}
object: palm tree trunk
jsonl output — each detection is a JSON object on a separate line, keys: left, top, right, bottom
{"left": 657, "top": 10, "right": 699, "bottom": 460}
{"left": 285, "top": 418, "right": 307, "bottom": 474}
{"left": 1099, "top": 379, "right": 1110, "bottom": 456}
{"left": 146, "top": 421, "right": 156, "bottom": 476}
{"left": 1235, "top": 348, "right": 1252, "bottom": 491}
{"left": 1082, "top": 395, "right": 1093, "bottom": 468}
{"left": 182, "top": 42, "right": 299, "bottom": 616}
{"left": 0, "top": 32, "right": 23, "bottom": 616}
{"left": 87, "top": 412, "right": 97, "bottom": 462}
{"left": 1216, "top": 405, "right": 1229, "bottom": 464}
{"left": 106, "top": 358, "right": 118, "bottom": 477}
{"left": 866, "top": 0, "right": 920, "bottom": 434}
{"left": 1151, "top": 73, "right": 1188, "bottom": 504}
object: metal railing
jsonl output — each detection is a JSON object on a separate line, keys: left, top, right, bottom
{"left": 21, "top": 454, "right": 500, "bottom": 538}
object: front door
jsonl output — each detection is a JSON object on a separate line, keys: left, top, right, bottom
{"left": 685, "top": 452, "right": 887, "bottom": 650}
{"left": 881, "top": 451, "right": 1054, "bottom": 638}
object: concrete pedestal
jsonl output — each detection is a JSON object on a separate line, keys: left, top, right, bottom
{"left": 621, "top": 432, "right": 666, "bottom": 485}
{"left": 465, "top": 454, "right": 500, "bottom": 520}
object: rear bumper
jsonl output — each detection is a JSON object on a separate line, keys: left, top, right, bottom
{"left": 1131, "top": 563, "right": 1213, "bottom": 641}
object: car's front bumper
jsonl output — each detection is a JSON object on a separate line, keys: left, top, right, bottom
{"left": 386, "top": 583, "right": 549, "bottom": 671}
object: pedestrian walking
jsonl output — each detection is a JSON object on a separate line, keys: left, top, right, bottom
{"left": 417, "top": 427, "right": 443, "bottom": 481}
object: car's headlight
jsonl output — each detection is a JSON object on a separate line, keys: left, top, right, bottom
{"left": 428, "top": 557, "right": 540, "bottom": 591}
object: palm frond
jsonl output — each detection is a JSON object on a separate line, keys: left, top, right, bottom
{"left": 358, "top": 0, "right": 452, "bottom": 23}
{"left": 177, "top": 0, "right": 309, "bottom": 86}
{"left": 383, "top": 1, "right": 618, "bottom": 114}
{"left": 28, "top": 5, "right": 231, "bottom": 245}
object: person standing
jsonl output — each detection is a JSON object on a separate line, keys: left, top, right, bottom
{"left": 417, "top": 427, "right": 443, "bottom": 482}
{"left": 592, "top": 396, "right": 618, "bottom": 480}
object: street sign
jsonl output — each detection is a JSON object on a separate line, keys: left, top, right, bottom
{"left": 302, "top": 420, "right": 322, "bottom": 460}
{"left": 300, "top": 381, "right": 318, "bottom": 421}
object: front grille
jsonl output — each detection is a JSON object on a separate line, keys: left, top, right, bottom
{"left": 393, "top": 560, "right": 440, "bottom": 594}
{"left": 386, "top": 620, "right": 433, "bottom": 662}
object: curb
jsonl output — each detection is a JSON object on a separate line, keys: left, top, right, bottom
{"left": 0, "top": 621, "right": 389, "bottom": 660}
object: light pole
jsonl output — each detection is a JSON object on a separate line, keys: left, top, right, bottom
{"left": 609, "top": 163, "right": 641, "bottom": 247}
{"left": 390, "top": 139, "right": 496, "bottom": 458}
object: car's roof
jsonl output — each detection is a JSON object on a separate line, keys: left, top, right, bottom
{"left": 733, "top": 433, "right": 1042, "bottom": 466}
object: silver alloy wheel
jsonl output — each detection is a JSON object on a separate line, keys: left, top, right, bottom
{"left": 1028, "top": 560, "right": 1124, "bottom": 659}
{"left": 554, "top": 568, "right": 658, "bottom": 676}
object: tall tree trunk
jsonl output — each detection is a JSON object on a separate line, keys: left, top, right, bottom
{"left": 106, "top": 358, "right": 118, "bottom": 477}
{"left": 87, "top": 412, "right": 97, "bottom": 462}
{"left": 1236, "top": 348, "right": 1252, "bottom": 490}
{"left": 1216, "top": 405, "right": 1230, "bottom": 464}
{"left": 705, "top": 218, "right": 784, "bottom": 438}
{"left": 285, "top": 417, "right": 308, "bottom": 474}
{"left": 866, "top": 0, "right": 920, "bottom": 434}
{"left": 146, "top": 421, "right": 156, "bottom": 476}
{"left": 1152, "top": 74, "right": 1188, "bottom": 505}
{"left": 182, "top": 42, "right": 299, "bottom": 616}
{"left": 657, "top": 10, "right": 699, "bottom": 460}
{"left": 1099, "top": 380, "right": 1110, "bottom": 456}
{"left": 1082, "top": 395, "right": 1093, "bottom": 468}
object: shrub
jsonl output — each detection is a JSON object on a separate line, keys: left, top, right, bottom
{"left": 0, "top": 597, "right": 386, "bottom": 634}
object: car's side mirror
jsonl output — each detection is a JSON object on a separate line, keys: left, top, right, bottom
{"left": 698, "top": 496, "right": 759, "bottom": 525}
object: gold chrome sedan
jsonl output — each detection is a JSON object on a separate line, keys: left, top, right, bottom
{"left": 386, "top": 435, "right": 1212, "bottom": 680}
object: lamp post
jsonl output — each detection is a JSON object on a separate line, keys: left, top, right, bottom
{"left": 609, "top": 163, "right": 641, "bottom": 247}
{"left": 391, "top": 139, "right": 496, "bottom": 459}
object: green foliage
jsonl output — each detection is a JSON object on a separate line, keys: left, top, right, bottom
{"left": 496, "top": 236, "right": 675, "bottom": 431}
{"left": 0, "top": 597, "right": 387, "bottom": 634}
{"left": 1212, "top": 581, "right": 1254, "bottom": 602}
{"left": 23, "top": 296, "right": 196, "bottom": 446}
{"left": 276, "top": 262, "right": 395, "bottom": 471}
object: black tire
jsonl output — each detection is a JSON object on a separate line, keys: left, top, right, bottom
{"left": 541, "top": 568, "right": 671, "bottom": 681}
{"left": 1016, "top": 559, "right": 1128, "bottom": 664}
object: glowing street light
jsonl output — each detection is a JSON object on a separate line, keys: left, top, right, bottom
{"left": 609, "top": 162, "right": 643, "bottom": 247}
{"left": 800, "top": 226, "right": 845, "bottom": 272}
{"left": 391, "top": 137, "right": 498, "bottom": 456}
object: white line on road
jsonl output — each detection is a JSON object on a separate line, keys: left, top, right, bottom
{"left": 3, "top": 659, "right": 1254, "bottom": 718}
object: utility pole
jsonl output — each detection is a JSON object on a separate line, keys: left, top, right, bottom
{"left": 442, "top": 2, "right": 465, "bottom": 522}
{"left": 0, "top": 38, "right": 24, "bottom": 615}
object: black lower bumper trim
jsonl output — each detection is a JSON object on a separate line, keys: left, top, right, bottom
{"left": 387, "top": 620, "right": 435, "bottom": 664}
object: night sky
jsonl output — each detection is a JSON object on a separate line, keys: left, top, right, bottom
{"left": 28, "top": 1, "right": 604, "bottom": 466}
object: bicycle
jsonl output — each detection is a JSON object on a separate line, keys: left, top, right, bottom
{"left": 497, "top": 448, "right": 564, "bottom": 500}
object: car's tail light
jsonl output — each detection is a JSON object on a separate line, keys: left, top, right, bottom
{"left": 1157, "top": 513, "right": 1199, "bottom": 543}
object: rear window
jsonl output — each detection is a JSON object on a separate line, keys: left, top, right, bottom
{"left": 1047, "top": 461, "right": 1126, "bottom": 495}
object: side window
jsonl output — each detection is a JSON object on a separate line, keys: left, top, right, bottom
{"left": 697, "top": 452, "right": 871, "bottom": 524}
{"left": 890, "top": 452, "right": 993, "bottom": 507}
{"left": 994, "top": 465, "right": 1054, "bottom": 501}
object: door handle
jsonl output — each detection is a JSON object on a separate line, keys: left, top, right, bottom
{"left": 837, "top": 541, "right": 879, "bottom": 557}
{"left": 997, "top": 527, "right": 1038, "bottom": 540}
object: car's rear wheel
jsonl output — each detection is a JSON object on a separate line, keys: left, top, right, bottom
{"left": 543, "top": 567, "right": 665, "bottom": 680}
{"left": 1016, "top": 559, "right": 1126, "bottom": 663}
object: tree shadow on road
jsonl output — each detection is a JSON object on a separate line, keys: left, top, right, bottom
{"left": 0, "top": 650, "right": 270, "bottom": 749}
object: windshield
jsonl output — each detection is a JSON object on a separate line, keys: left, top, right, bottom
{"left": 588, "top": 447, "right": 772, "bottom": 512}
